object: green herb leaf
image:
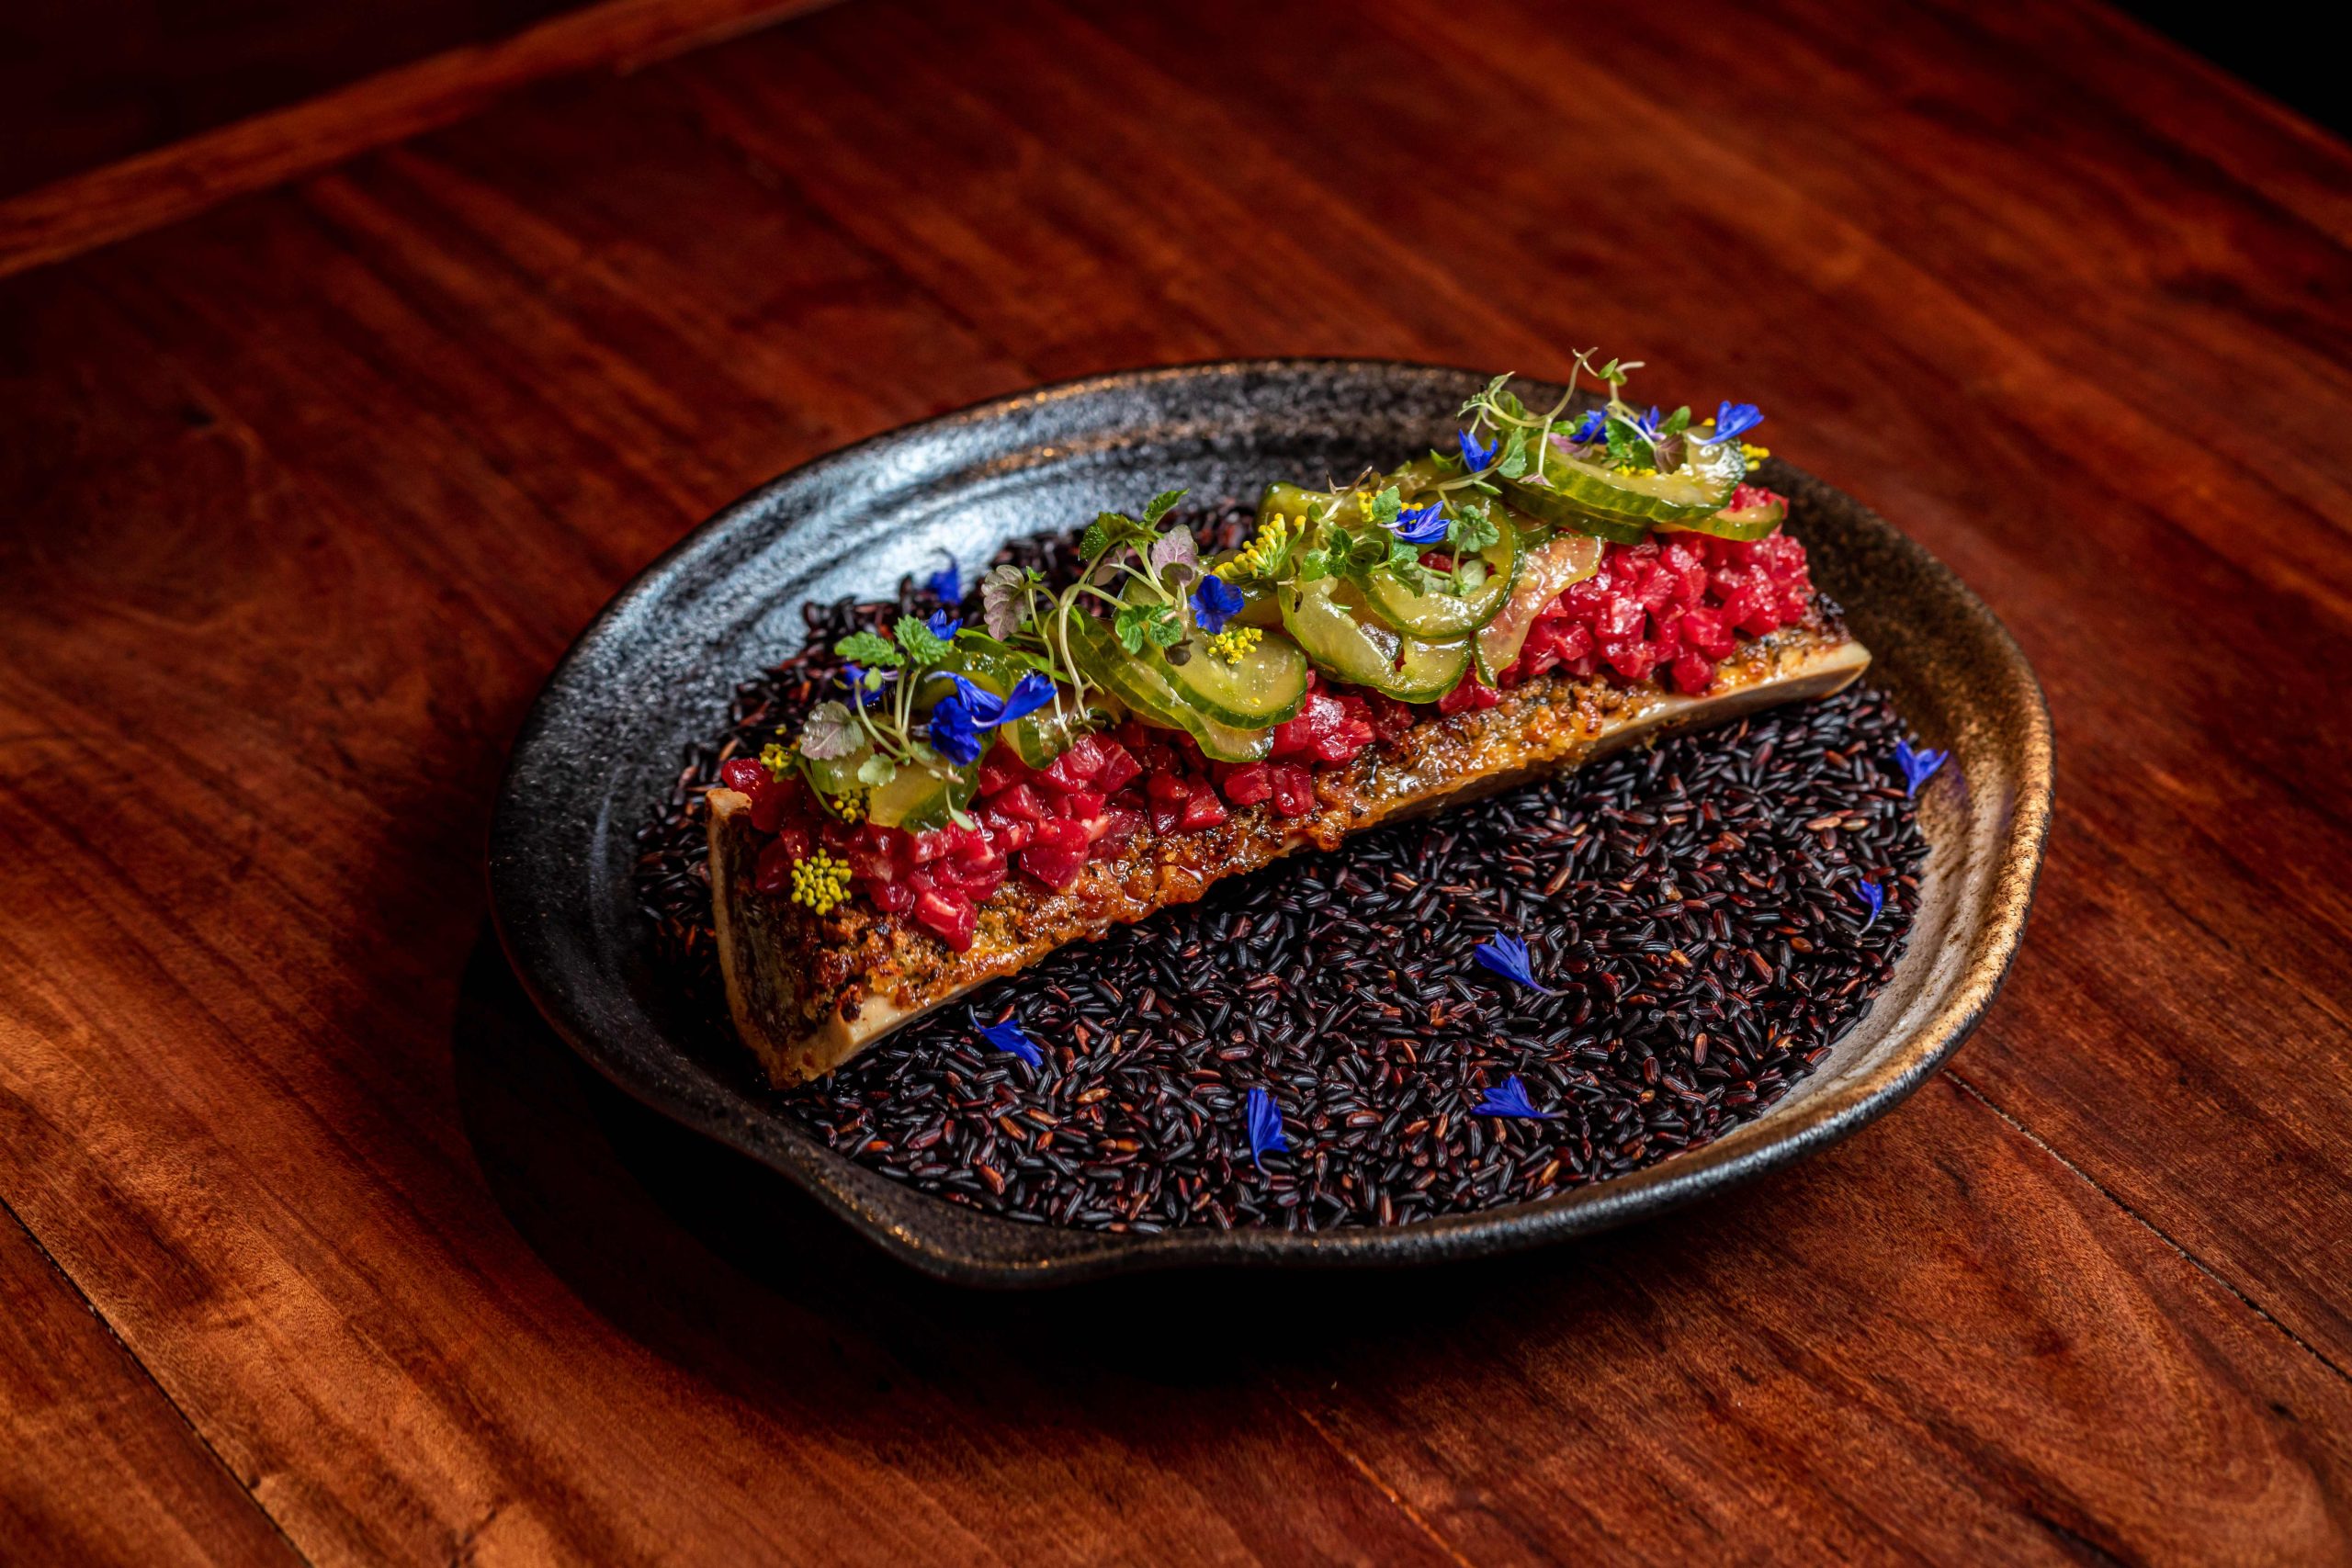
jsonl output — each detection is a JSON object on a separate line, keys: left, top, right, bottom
{"left": 1451, "top": 505, "right": 1501, "bottom": 556}
{"left": 855, "top": 753, "right": 898, "bottom": 788}
{"left": 1662, "top": 405, "right": 1692, "bottom": 436}
{"left": 1367, "top": 486, "right": 1402, "bottom": 528}
{"left": 1498, "top": 428, "right": 1530, "bottom": 479}
{"left": 1141, "top": 488, "right": 1188, "bottom": 526}
{"left": 1605, "top": 415, "right": 1657, "bottom": 471}
{"left": 834, "top": 629, "right": 901, "bottom": 668}
{"left": 1114, "top": 601, "right": 1177, "bottom": 655}
{"left": 797, "top": 701, "right": 864, "bottom": 760}
{"left": 893, "top": 614, "right": 953, "bottom": 666}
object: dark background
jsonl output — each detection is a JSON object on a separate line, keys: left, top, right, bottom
{"left": 0, "top": 0, "right": 2339, "bottom": 203}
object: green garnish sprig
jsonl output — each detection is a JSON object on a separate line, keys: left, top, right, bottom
{"left": 978, "top": 487, "right": 1199, "bottom": 710}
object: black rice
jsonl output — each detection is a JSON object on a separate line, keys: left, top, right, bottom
{"left": 633, "top": 505, "right": 1928, "bottom": 1233}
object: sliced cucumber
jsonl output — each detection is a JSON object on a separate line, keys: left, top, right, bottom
{"left": 1064, "top": 610, "right": 1271, "bottom": 762}
{"left": 1660, "top": 489, "right": 1786, "bottom": 542}
{"left": 1384, "top": 634, "right": 1473, "bottom": 702}
{"left": 1279, "top": 577, "right": 1396, "bottom": 689}
{"left": 1279, "top": 578, "right": 1473, "bottom": 703}
{"left": 1157, "top": 626, "right": 1309, "bottom": 728}
{"left": 865, "top": 744, "right": 978, "bottom": 832}
{"left": 1361, "top": 512, "right": 1518, "bottom": 637}
{"left": 1474, "top": 532, "right": 1604, "bottom": 683}
{"left": 1499, "top": 434, "right": 1745, "bottom": 540}
{"left": 800, "top": 736, "right": 874, "bottom": 802}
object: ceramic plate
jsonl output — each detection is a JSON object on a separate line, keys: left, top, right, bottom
{"left": 487, "top": 360, "right": 2052, "bottom": 1286}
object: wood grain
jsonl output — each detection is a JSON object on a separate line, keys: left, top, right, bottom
{"left": 1, "top": 0, "right": 2349, "bottom": 1560}
{"left": 0, "top": 0, "right": 839, "bottom": 282}
{"left": 0, "top": 1208, "right": 298, "bottom": 1567}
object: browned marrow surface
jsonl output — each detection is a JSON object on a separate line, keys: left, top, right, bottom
{"left": 709, "top": 621, "right": 1870, "bottom": 1087}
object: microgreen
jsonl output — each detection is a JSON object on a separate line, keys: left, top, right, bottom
{"left": 1894, "top": 739, "right": 1949, "bottom": 796}
{"left": 970, "top": 1007, "right": 1042, "bottom": 1067}
{"left": 894, "top": 613, "right": 954, "bottom": 667}
{"left": 1473, "top": 1076, "right": 1556, "bottom": 1120}
{"left": 1473, "top": 932, "right": 1556, "bottom": 994}
{"left": 834, "top": 628, "right": 901, "bottom": 668}
{"left": 1243, "top": 1087, "right": 1288, "bottom": 1168}
{"left": 797, "top": 700, "right": 863, "bottom": 760}
{"left": 981, "top": 563, "right": 1039, "bottom": 640}
{"left": 1852, "top": 878, "right": 1885, "bottom": 929}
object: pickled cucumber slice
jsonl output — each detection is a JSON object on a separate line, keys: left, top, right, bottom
{"left": 1279, "top": 578, "right": 1472, "bottom": 703}
{"left": 1157, "top": 629, "right": 1309, "bottom": 728}
{"left": 1474, "top": 532, "right": 1604, "bottom": 683}
{"left": 1361, "top": 512, "right": 1518, "bottom": 637}
{"left": 1499, "top": 434, "right": 1745, "bottom": 539}
{"left": 1064, "top": 611, "right": 1272, "bottom": 763}
{"left": 865, "top": 744, "right": 978, "bottom": 832}
{"left": 1660, "top": 489, "right": 1786, "bottom": 542}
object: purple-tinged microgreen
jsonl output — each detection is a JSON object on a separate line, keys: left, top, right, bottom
{"left": 1853, "top": 879, "right": 1885, "bottom": 929}
{"left": 1894, "top": 739, "right": 1949, "bottom": 796}
{"left": 1473, "top": 1076, "right": 1556, "bottom": 1120}
{"left": 1191, "top": 574, "right": 1247, "bottom": 635}
{"left": 926, "top": 553, "right": 961, "bottom": 604}
{"left": 969, "top": 1008, "right": 1042, "bottom": 1067}
{"left": 1473, "top": 932, "right": 1557, "bottom": 994}
{"left": 1243, "top": 1087, "right": 1288, "bottom": 1168}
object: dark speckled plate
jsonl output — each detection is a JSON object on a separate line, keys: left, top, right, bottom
{"left": 487, "top": 360, "right": 2051, "bottom": 1287}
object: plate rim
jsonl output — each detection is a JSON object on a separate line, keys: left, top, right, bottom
{"left": 487, "top": 356, "right": 2054, "bottom": 1287}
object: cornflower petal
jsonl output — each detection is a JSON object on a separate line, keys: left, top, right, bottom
{"left": 1894, "top": 738, "right": 1950, "bottom": 796}
{"left": 925, "top": 608, "right": 961, "bottom": 641}
{"left": 1457, "top": 428, "right": 1499, "bottom": 471}
{"left": 928, "top": 697, "right": 985, "bottom": 765}
{"left": 1853, "top": 878, "right": 1885, "bottom": 929}
{"left": 1387, "top": 502, "right": 1448, "bottom": 546}
{"left": 1191, "top": 575, "right": 1248, "bottom": 635}
{"left": 1473, "top": 1076, "right": 1556, "bottom": 1120}
{"left": 1695, "top": 400, "right": 1765, "bottom": 445}
{"left": 1244, "top": 1087, "right": 1288, "bottom": 1168}
{"left": 969, "top": 1008, "right": 1042, "bottom": 1067}
{"left": 926, "top": 554, "right": 962, "bottom": 603}
{"left": 1473, "top": 932, "right": 1556, "bottom": 993}
{"left": 994, "top": 671, "right": 1057, "bottom": 725}
{"left": 1567, "top": 408, "right": 1607, "bottom": 443}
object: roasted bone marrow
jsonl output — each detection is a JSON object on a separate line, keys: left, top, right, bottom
{"left": 707, "top": 373, "right": 1867, "bottom": 1087}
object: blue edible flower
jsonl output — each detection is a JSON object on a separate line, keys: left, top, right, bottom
{"left": 1243, "top": 1087, "right": 1288, "bottom": 1168}
{"left": 1473, "top": 932, "right": 1556, "bottom": 994}
{"left": 841, "top": 662, "right": 896, "bottom": 709}
{"left": 928, "top": 695, "right": 985, "bottom": 764}
{"left": 1387, "top": 501, "right": 1448, "bottom": 546}
{"left": 969, "top": 1007, "right": 1042, "bottom": 1067}
{"left": 1853, "top": 878, "right": 1885, "bottom": 929}
{"left": 925, "top": 608, "right": 962, "bottom": 642}
{"left": 1694, "top": 400, "right": 1764, "bottom": 446}
{"left": 1894, "top": 738, "right": 1949, "bottom": 796}
{"left": 1567, "top": 408, "right": 1607, "bottom": 444}
{"left": 1473, "top": 1075, "right": 1556, "bottom": 1120}
{"left": 1633, "top": 405, "right": 1666, "bottom": 441}
{"left": 928, "top": 672, "right": 1057, "bottom": 764}
{"left": 1191, "top": 574, "right": 1248, "bottom": 635}
{"left": 1456, "top": 427, "right": 1498, "bottom": 471}
{"left": 926, "top": 553, "right": 961, "bottom": 604}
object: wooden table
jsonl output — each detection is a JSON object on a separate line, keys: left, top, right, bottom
{"left": 5, "top": 1, "right": 2349, "bottom": 1561}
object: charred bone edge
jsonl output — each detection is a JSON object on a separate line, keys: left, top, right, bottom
{"left": 707, "top": 637, "right": 1871, "bottom": 1088}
